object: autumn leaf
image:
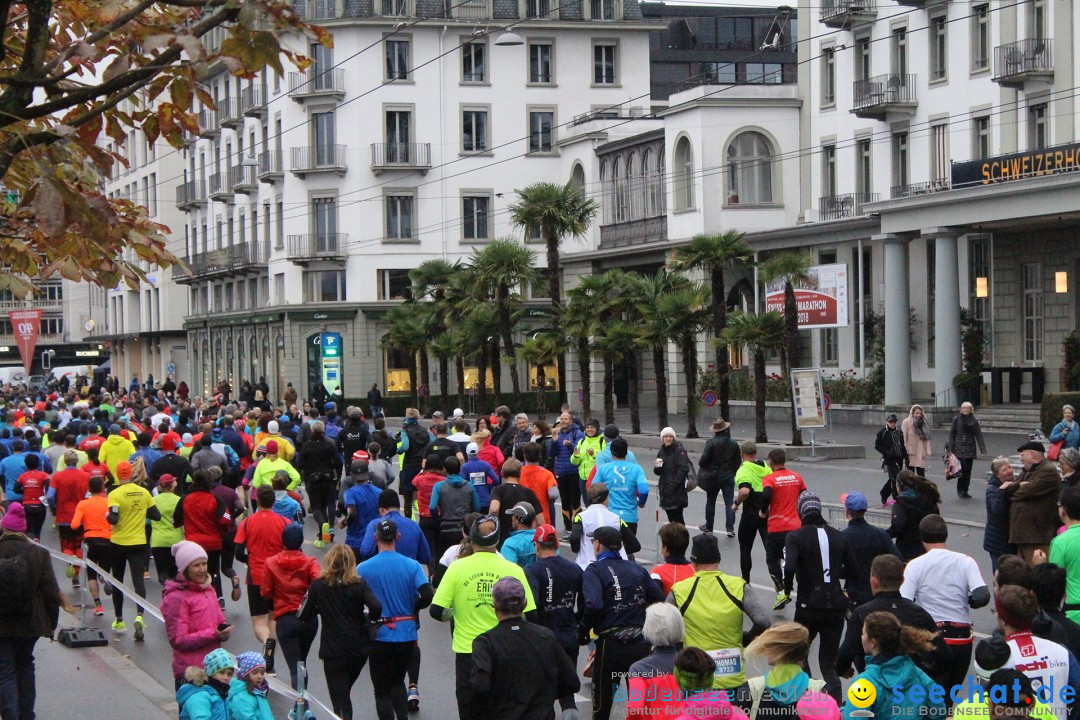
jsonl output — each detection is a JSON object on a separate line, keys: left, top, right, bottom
{"left": 31, "top": 181, "right": 66, "bottom": 237}
{"left": 170, "top": 80, "right": 192, "bottom": 110}
{"left": 102, "top": 54, "right": 130, "bottom": 83}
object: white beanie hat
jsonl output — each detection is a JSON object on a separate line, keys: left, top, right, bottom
{"left": 660, "top": 426, "right": 677, "bottom": 440}
{"left": 268, "top": 420, "right": 279, "bottom": 434}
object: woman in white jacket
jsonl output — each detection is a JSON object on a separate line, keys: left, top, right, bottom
{"left": 900, "top": 404, "right": 932, "bottom": 476}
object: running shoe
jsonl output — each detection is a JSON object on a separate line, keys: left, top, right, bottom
{"left": 407, "top": 684, "right": 419, "bottom": 712}
{"left": 263, "top": 638, "right": 276, "bottom": 675}
{"left": 111, "top": 620, "right": 127, "bottom": 633}
{"left": 313, "top": 539, "right": 326, "bottom": 549}
{"left": 726, "top": 529, "right": 736, "bottom": 538}
{"left": 143, "top": 570, "right": 151, "bottom": 580}
{"left": 697, "top": 525, "right": 713, "bottom": 534}
{"left": 773, "top": 592, "right": 791, "bottom": 611}
{"left": 134, "top": 615, "right": 145, "bottom": 641}
{"left": 321, "top": 522, "right": 331, "bottom": 543}
{"left": 65, "top": 564, "right": 78, "bottom": 579}
{"left": 93, "top": 604, "right": 105, "bottom": 616}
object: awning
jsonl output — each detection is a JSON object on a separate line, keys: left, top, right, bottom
{"left": 96, "top": 357, "right": 111, "bottom": 371}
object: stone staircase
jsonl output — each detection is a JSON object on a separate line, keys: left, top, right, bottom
{"left": 960, "top": 404, "right": 1045, "bottom": 435}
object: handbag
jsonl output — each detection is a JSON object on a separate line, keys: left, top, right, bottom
{"left": 943, "top": 452, "right": 962, "bottom": 480}
{"left": 1048, "top": 439, "right": 1064, "bottom": 461}
{"left": 685, "top": 458, "right": 699, "bottom": 491}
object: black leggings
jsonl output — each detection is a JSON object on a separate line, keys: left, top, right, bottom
{"left": 765, "top": 531, "right": 789, "bottom": 593}
{"left": 419, "top": 517, "right": 439, "bottom": 573}
{"left": 152, "top": 546, "right": 177, "bottom": 583}
{"left": 323, "top": 654, "right": 369, "bottom": 720}
{"left": 794, "top": 607, "right": 845, "bottom": 703}
{"left": 663, "top": 507, "right": 685, "bottom": 525}
{"left": 957, "top": 457, "right": 975, "bottom": 495}
{"left": 220, "top": 533, "right": 237, "bottom": 580}
{"left": 592, "top": 636, "right": 651, "bottom": 720}
{"left": 276, "top": 613, "right": 319, "bottom": 690}
{"left": 205, "top": 548, "right": 223, "bottom": 601}
{"left": 371, "top": 641, "right": 415, "bottom": 720}
{"left": 109, "top": 543, "right": 148, "bottom": 620}
{"left": 556, "top": 472, "right": 580, "bottom": 530}
{"left": 737, "top": 512, "right": 767, "bottom": 583}
{"left": 22, "top": 504, "right": 46, "bottom": 539}
{"left": 306, "top": 481, "right": 337, "bottom": 533}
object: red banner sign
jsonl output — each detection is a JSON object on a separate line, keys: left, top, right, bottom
{"left": 8, "top": 309, "right": 41, "bottom": 376}
{"left": 763, "top": 263, "right": 849, "bottom": 330}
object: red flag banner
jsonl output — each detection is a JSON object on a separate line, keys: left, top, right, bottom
{"left": 9, "top": 309, "right": 42, "bottom": 376}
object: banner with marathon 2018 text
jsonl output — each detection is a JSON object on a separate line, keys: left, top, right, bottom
{"left": 764, "top": 263, "right": 849, "bottom": 329}
{"left": 8, "top": 308, "right": 41, "bottom": 376}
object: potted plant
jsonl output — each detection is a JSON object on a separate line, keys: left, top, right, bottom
{"left": 953, "top": 309, "right": 985, "bottom": 406}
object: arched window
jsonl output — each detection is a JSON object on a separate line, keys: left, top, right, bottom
{"left": 641, "top": 149, "right": 653, "bottom": 217}
{"left": 726, "top": 131, "right": 774, "bottom": 205}
{"left": 599, "top": 160, "right": 611, "bottom": 224}
{"left": 613, "top": 157, "right": 628, "bottom": 222}
{"left": 657, "top": 148, "right": 666, "bottom": 214}
{"left": 673, "top": 136, "right": 694, "bottom": 211}
{"left": 626, "top": 152, "right": 639, "bottom": 220}
{"left": 570, "top": 163, "right": 586, "bottom": 197}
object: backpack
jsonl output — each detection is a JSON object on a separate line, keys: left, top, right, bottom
{"left": 324, "top": 422, "right": 342, "bottom": 441}
{"left": 0, "top": 552, "right": 34, "bottom": 614}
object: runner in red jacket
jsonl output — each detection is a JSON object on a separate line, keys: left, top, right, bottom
{"left": 261, "top": 523, "right": 320, "bottom": 689}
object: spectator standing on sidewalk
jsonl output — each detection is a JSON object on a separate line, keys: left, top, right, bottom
{"left": 900, "top": 404, "right": 932, "bottom": 477}
{"left": 946, "top": 402, "right": 986, "bottom": 500}
{"left": 1004, "top": 441, "right": 1063, "bottom": 564}
{"left": 985, "top": 457, "right": 1017, "bottom": 573}
{"left": 549, "top": 413, "right": 584, "bottom": 533}
{"left": 0, "top": 501, "right": 62, "bottom": 720}
{"left": 654, "top": 427, "right": 690, "bottom": 525}
{"left": 873, "top": 414, "right": 906, "bottom": 505}
{"left": 697, "top": 417, "right": 740, "bottom": 536}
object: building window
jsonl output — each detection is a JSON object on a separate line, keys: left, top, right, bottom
{"left": 1023, "top": 263, "right": 1043, "bottom": 362}
{"left": 851, "top": 246, "right": 872, "bottom": 366}
{"left": 385, "top": 39, "right": 410, "bottom": 81}
{"left": 892, "top": 132, "right": 909, "bottom": 189}
{"left": 726, "top": 131, "right": 773, "bottom": 205}
{"left": 527, "top": 109, "right": 554, "bottom": 153}
{"left": 856, "top": 139, "right": 872, "bottom": 196}
{"left": 927, "top": 239, "right": 935, "bottom": 368}
{"left": 276, "top": 201, "right": 283, "bottom": 249}
{"left": 528, "top": 42, "right": 553, "bottom": 84}
{"left": 462, "top": 108, "right": 489, "bottom": 152}
{"left": 524, "top": 0, "right": 554, "bottom": 20}
{"left": 304, "top": 270, "right": 347, "bottom": 303}
{"left": 588, "top": 0, "right": 617, "bottom": 20}
{"left": 1029, "top": 103, "right": 1048, "bottom": 150}
{"left": 822, "top": 144, "right": 837, "bottom": 198}
{"left": 313, "top": 110, "right": 336, "bottom": 163}
{"left": 702, "top": 62, "right": 736, "bottom": 84}
{"left": 1030, "top": 0, "right": 1046, "bottom": 40}
{"left": 891, "top": 28, "right": 907, "bottom": 76}
{"left": 463, "top": 193, "right": 491, "bottom": 241}
{"left": 821, "top": 47, "right": 835, "bottom": 106}
{"left": 313, "top": 197, "right": 338, "bottom": 243}
{"left": 673, "top": 136, "right": 695, "bottom": 211}
{"left": 385, "top": 193, "right": 414, "bottom": 241}
{"left": 593, "top": 43, "right": 617, "bottom": 85}
{"left": 379, "top": 269, "right": 413, "bottom": 300}
{"left": 929, "top": 15, "right": 947, "bottom": 81}
{"left": 856, "top": 35, "right": 871, "bottom": 82}
{"left": 745, "top": 63, "right": 783, "bottom": 84}
{"left": 972, "top": 115, "right": 991, "bottom": 159}
{"left": 462, "top": 40, "right": 486, "bottom": 83}
{"left": 612, "top": 158, "right": 628, "bottom": 222}
{"left": 970, "top": 238, "right": 992, "bottom": 364}
{"left": 929, "top": 123, "right": 948, "bottom": 182}
{"left": 819, "top": 250, "right": 839, "bottom": 366}
{"left": 972, "top": 4, "right": 990, "bottom": 71}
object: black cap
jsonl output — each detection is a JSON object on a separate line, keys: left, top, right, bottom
{"left": 1017, "top": 441, "right": 1045, "bottom": 453}
{"left": 690, "top": 533, "right": 721, "bottom": 564}
{"left": 603, "top": 424, "right": 620, "bottom": 440}
{"left": 886, "top": 413, "right": 898, "bottom": 422}
{"left": 609, "top": 437, "right": 628, "bottom": 457}
{"left": 588, "top": 525, "right": 622, "bottom": 550}
{"left": 376, "top": 518, "right": 398, "bottom": 542}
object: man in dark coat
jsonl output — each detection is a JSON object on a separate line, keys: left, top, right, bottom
{"left": 1004, "top": 441, "right": 1063, "bottom": 563}
{"left": 0, "top": 502, "right": 62, "bottom": 720}
{"left": 874, "top": 413, "right": 906, "bottom": 505}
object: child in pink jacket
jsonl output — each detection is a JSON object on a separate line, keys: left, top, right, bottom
{"left": 161, "top": 540, "right": 232, "bottom": 685}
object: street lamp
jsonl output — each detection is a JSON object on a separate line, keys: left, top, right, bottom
{"left": 494, "top": 30, "right": 524, "bottom": 46}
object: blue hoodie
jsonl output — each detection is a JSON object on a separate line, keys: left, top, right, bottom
{"left": 548, "top": 425, "right": 585, "bottom": 476}
{"left": 177, "top": 680, "right": 229, "bottom": 720}
{"left": 227, "top": 678, "right": 274, "bottom": 720}
{"left": 461, "top": 457, "right": 500, "bottom": 508}
{"left": 843, "top": 654, "right": 943, "bottom": 720}
{"left": 592, "top": 459, "right": 649, "bottom": 524}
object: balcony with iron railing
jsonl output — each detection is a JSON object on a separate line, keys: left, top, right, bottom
{"left": 819, "top": 192, "right": 879, "bottom": 220}
{"left": 241, "top": 84, "right": 268, "bottom": 117}
{"left": 0, "top": 298, "right": 64, "bottom": 311}
{"left": 287, "top": 234, "right": 348, "bottom": 264}
{"left": 218, "top": 98, "right": 243, "bottom": 129}
{"left": 292, "top": 0, "right": 345, "bottom": 20}
{"left": 173, "top": 243, "right": 270, "bottom": 283}
{"left": 370, "top": 143, "right": 432, "bottom": 174}
{"left": 820, "top": 0, "right": 875, "bottom": 28}
{"left": 291, "top": 145, "right": 348, "bottom": 176}
{"left": 288, "top": 69, "right": 346, "bottom": 101}
{"left": 993, "top": 38, "right": 1054, "bottom": 88}
{"left": 208, "top": 171, "right": 232, "bottom": 202}
{"left": 258, "top": 150, "right": 284, "bottom": 182}
{"left": 230, "top": 164, "right": 258, "bottom": 193}
{"left": 176, "top": 180, "right": 207, "bottom": 210}
{"left": 891, "top": 178, "right": 951, "bottom": 199}
{"left": 851, "top": 74, "right": 917, "bottom": 119}
{"left": 894, "top": 0, "right": 947, "bottom": 6}
{"left": 198, "top": 109, "right": 218, "bottom": 137}
{"left": 599, "top": 216, "right": 667, "bottom": 250}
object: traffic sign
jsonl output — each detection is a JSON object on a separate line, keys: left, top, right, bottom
{"left": 701, "top": 389, "right": 718, "bottom": 407}
{"left": 823, "top": 394, "right": 831, "bottom": 411}
{"left": 166, "top": 362, "right": 176, "bottom": 376}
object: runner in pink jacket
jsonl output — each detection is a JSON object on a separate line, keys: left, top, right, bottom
{"left": 161, "top": 541, "right": 231, "bottom": 683}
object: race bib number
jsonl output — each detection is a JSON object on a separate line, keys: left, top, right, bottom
{"left": 469, "top": 472, "right": 486, "bottom": 487}
{"left": 708, "top": 648, "right": 742, "bottom": 678}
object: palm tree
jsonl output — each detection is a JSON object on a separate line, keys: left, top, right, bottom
{"left": 658, "top": 282, "right": 712, "bottom": 438}
{"left": 636, "top": 269, "right": 693, "bottom": 431}
{"left": 759, "top": 252, "right": 813, "bottom": 446}
{"left": 520, "top": 332, "right": 562, "bottom": 414}
{"left": 720, "top": 311, "right": 786, "bottom": 443}
{"left": 460, "top": 303, "right": 499, "bottom": 410}
{"left": 573, "top": 270, "right": 629, "bottom": 425}
{"left": 563, "top": 289, "right": 599, "bottom": 421}
{"left": 669, "top": 231, "right": 754, "bottom": 421}
{"left": 509, "top": 181, "right": 599, "bottom": 403}
{"left": 470, "top": 239, "right": 537, "bottom": 398}
{"left": 382, "top": 304, "right": 427, "bottom": 408}
{"left": 593, "top": 320, "right": 643, "bottom": 433}
{"left": 428, "top": 331, "right": 455, "bottom": 411}
{"left": 412, "top": 259, "right": 461, "bottom": 408}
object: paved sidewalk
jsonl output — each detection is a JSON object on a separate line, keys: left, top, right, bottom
{"left": 35, "top": 615, "right": 177, "bottom": 719}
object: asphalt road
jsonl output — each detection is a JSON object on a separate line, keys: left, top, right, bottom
{"left": 39, "top": 425, "right": 1019, "bottom": 719}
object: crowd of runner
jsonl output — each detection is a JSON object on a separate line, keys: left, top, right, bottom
{"left": 0, "top": 377, "right": 1079, "bottom": 720}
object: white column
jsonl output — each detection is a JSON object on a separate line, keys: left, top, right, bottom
{"left": 878, "top": 234, "right": 912, "bottom": 405}
{"left": 927, "top": 227, "right": 962, "bottom": 406}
